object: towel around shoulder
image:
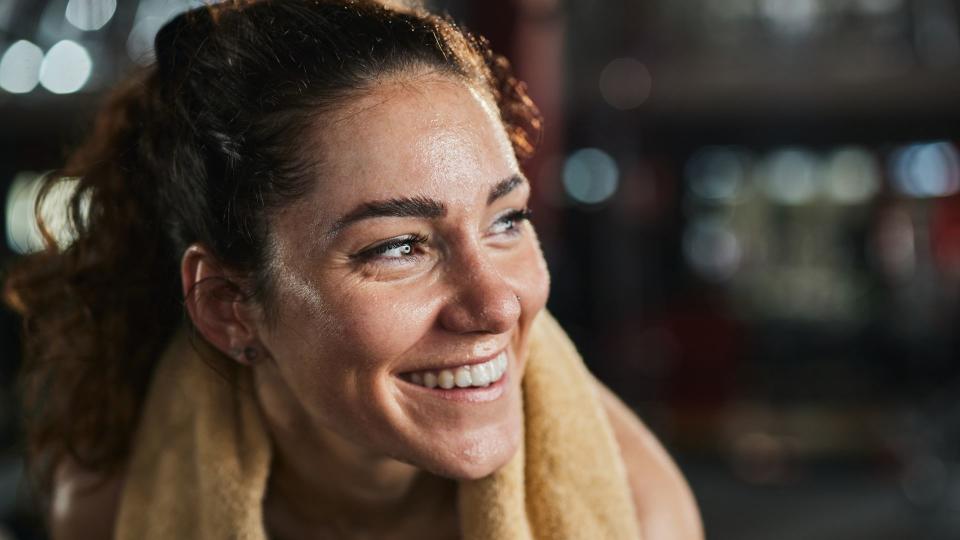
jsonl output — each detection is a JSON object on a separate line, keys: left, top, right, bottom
{"left": 115, "top": 311, "right": 641, "bottom": 539}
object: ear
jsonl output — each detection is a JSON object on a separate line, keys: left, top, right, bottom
{"left": 181, "top": 244, "right": 261, "bottom": 364}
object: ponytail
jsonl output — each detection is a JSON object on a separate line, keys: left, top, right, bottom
{"left": 3, "top": 69, "right": 182, "bottom": 490}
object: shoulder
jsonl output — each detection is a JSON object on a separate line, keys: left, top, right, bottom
{"left": 591, "top": 377, "right": 704, "bottom": 540}
{"left": 48, "top": 458, "right": 125, "bottom": 540}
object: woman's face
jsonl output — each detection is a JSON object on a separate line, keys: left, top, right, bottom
{"left": 254, "top": 73, "right": 550, "bottom": 479}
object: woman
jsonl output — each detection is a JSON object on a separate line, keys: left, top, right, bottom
{"left": 4, "top": 1, "right": 702, "bottom": 538}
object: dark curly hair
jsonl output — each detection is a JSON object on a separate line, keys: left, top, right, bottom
{"left": 2, "top": 0, "right": 541, "bottom": 493}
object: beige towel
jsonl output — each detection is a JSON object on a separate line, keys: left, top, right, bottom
{"left": 115, "top": 312, "right": 640, "bottom": 539}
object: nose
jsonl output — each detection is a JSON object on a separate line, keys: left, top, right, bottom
{"left": 438, "top": 245, "right": 521, "bottom": 335}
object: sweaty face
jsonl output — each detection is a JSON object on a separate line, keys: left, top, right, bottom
{"left": 255, "top": 74, "right": 550, "bottom": 479}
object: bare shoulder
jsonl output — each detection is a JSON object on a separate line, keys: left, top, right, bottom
{"left": 48, "top": 458, "right": 124, "bottom": 540}
{"left": 591, "top": 377, "right": 704, "bottom": 540}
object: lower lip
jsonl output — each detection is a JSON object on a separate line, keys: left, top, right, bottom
{"left": 398, "top": 365, "right": 510, "bottom": 403}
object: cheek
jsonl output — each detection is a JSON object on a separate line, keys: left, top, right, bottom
{"left": 507, "top": 237, "right": 550, "bottom": 378}
{"left": 513, "top": 237, "right": 551, "bottom": 318}
{"left": 330, "top": 291, "right": 439, "bottom": 368}
{"left": 262, "top": 275, "right": 440, "bottom": 433}
{"left": 270, "top": 271, "right": 440, "bottom": 372}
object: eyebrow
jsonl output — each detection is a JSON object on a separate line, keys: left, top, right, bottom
{"left": 328, "top": 173, "right": 527, "bottom": 236}
{"left": 487, "top": 174, "right": 525, "bottom": 205}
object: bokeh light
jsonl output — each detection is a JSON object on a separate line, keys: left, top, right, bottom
{"left": 39, "top": 40, "right": 93, "bottom": 94}
{"left": 683, "top": 216, "right": 742, "bottom": 282}
{"left": 758, "top": 148, "right": 821, "bottom": 205}
{"left": 562, "top": 148, "right": 620, "bottom": 205}
{"left": 890, "top": 141, "right": 960, "bottom": 198}
{"left": 65, "top": 0, "right": 118, "bottom": 31}
{"left": 0, "top": 41, "right": 44, "bottom": 94}
{"left": 759, "top": 0, "right": 820, "bottom": 35}
{"left": 873, "top": 206, "right": 916, "bottom": 280}
{"left": 824, "top": 147, "right": 880, "bottom": 204}
{"left": 599, "top": 58, "right": 652, "bottom": 111}
{"left": 686, "top": 146, "right": 749, "bottom": 204}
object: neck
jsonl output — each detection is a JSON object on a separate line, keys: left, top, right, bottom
{"left": 251, "top": 361, "right": 455, "bottom": 534}
{"left": 268, "top": 411, "right": 421, "bottom": 514}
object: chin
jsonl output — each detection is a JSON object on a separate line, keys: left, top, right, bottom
{"left": 416, "top": 419, "right": 522, "bottom": 481}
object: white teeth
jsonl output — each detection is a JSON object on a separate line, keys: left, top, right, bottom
{"left": 406, "top": 351, "right": 509, "bottom": 390}
{"left": 454, "top": 367, "right": 472, "bottom": 388}
{"left": 471, "top": 363, "right": 491, "bottom": 386}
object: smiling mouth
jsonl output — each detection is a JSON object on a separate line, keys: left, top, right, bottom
{"left": 401, "top": 351, "right": 508, "bottom": 389}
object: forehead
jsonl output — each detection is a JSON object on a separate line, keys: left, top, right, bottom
{"left": 297, "top": 75, "right": 519, "bottom": 219}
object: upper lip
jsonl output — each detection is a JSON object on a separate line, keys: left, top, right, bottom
{"left": 396, "top": 348, "right": 507, "bottom": 374}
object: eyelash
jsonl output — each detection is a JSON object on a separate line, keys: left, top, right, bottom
{"left": 355, "top": 208, "right": 533, "bottom": 262}
{"left": 491, "top": 208, "right": 533, "bottom": 235}
{"left": 361, "top": 233, "right": 430, "bottom": 260}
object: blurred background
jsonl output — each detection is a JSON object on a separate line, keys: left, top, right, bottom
{"left": 2, "top": 0, "right": 960, "bottom": 538}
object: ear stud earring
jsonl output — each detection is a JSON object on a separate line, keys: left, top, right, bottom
{"left": 229, "top": 346, "right": 260, "bottom": 364}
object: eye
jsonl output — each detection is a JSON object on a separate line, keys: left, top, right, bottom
{"left": 489, "top": 208, "right": 533, "bottom": 236}
{"left": 356, "top": 234, "right": 427, "bottom": 261}
{"left": 378, "top": 241, "right": 414, "bottom": 258}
